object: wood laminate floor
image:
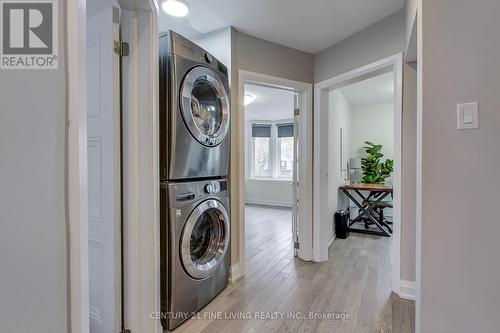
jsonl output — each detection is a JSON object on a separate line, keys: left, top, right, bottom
{"left": 174, "top": 205, "right": 415, "bottom": 333}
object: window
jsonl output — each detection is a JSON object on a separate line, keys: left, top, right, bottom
{"left": 277, "top": 123, "right": 294, "bottom": 178}
{"left": 250, "top": 122, "right": 294, "bottom": 179}
{"left": 251, "top": 124, "right": 272, "bottom": 177}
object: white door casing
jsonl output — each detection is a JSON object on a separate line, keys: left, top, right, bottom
{"left": 236, "top": 70, "right": 314, "bottom": 280}
{"left": 313, "top": 53, "right": 403, "bottom": 295}
{"left": 87, "top": 6, "right": 121, "bottom": 333}
{"left": 68, "top": 1, "right": 159, "bottom": 333}
{"left": 292, "top": 92, "right": 300, "bottom": 257}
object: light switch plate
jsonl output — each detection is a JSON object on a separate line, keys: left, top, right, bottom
{"left": 457, "top": 102, "right": 479, "bottom": 130}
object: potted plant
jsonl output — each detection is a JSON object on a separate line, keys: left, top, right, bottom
{"left": 361, "top": 141, "right": 394, "bottom": 184}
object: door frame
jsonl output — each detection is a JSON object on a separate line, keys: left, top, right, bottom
{"left": 66, "top": 1, "right": 160, "bottom": 333}
{"left": 86, "top": 6, "right": 122, "bottom": 332}
{"left": 235, "top": 70, "right": 314, "bottom": 279}
{"left": 313, "top": 53, "right": 404, "bottom": 295}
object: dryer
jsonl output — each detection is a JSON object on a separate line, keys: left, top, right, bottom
{"left": 159, "top": 31, "right": 230, "bottom": 181}
{"left": 160, "top": 178, "right": 231, "bottom": 331}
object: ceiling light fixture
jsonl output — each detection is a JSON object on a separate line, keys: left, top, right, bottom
{"left": 244, "top": 94, "right": 256, "bottom": 106}
{"left": 162, "top": 0, "right": 189, "bottom": 17}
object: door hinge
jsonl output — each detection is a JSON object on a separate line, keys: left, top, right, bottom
{"left": 294, "top": 241, "right": 300, "bottom": 249}
{"left": 114, "top": 41, "right": 129, "bottom": 56}
{"left": 294, "top": 108, "right": 300, "bottom": 116}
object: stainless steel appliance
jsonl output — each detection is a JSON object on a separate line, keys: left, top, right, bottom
{"left": 160, "top": 178, "right": 231, "bottom": 331}
{"left": 159, "top": 31, "right": 231, "bottom": 181}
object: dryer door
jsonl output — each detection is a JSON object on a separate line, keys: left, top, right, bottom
{"left": 180, "top": 66, "right": 230, "bottom": 147}
{"left": 180, "top": 199, "right": 230, "bottom": 279}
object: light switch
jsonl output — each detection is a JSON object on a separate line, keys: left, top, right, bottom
{"left": 462, "top": 109, "right": 474, "bottom": 124}
{"left": 457, "top": 102, "right": 479, "bottom": 130}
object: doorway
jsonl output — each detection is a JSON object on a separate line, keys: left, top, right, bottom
{"left": 243, "top": 83, "right": 297, "bottom": 268}
{"left": 236, "top": 71, "right": 313, "bottom": 279}
{"left": 67, "top": 1, "right": 160, "bottom": 333}
{"left": 329, "top": 71, "right": 396, "bottom": 235}
{"left": 314, "top": 54, "right": 403, "bottom": 294}
{"left": 86, "top": 2, "right": 122, "bottom": 333}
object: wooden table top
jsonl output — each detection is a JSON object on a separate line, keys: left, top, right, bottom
{"left": 339, "top": 183, "right": 393, "bottom": 192}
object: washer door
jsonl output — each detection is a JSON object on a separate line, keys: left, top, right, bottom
{"left": 180, "top": 66, "right": 230, "bottom": 147}
{"left": 180, "top": 199, "right": 230, "bottom": 279}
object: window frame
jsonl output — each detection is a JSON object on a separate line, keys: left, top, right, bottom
{"left": 276, "top": 135, "right": 294, "bottom": 179}
{"left": 248, "top": 119, "right": 294, "bottom": 181}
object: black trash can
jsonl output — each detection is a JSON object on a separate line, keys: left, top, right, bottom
{"left": 334, "top": 210, "right": 350, "bottom": 239}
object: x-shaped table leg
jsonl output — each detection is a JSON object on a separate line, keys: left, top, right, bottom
{"left": 342, "top": 189, "right": 391, "bottom": 237}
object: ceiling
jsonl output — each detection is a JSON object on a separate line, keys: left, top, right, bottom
{"left": 244, "top": 84, "right": 295, "bottom": 121}
{"left": 159, "top": 0, "right": 405, "bottom": 54}
{"left": 340, "top": 71, "right": 394, "bottom": 107}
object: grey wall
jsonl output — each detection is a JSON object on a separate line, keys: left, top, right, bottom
{"left": 314, "top": 9, "right": 405, "bottom": 83}
{"left": 0, "top": 0, "right": 67, "bottom": 332}
{"left": 401, "top": 62, "right": 417, "bottom": 282}
{"left": 315, "top": 7, "right": 415, "bottom": 284}
{"left": 420, "top": 1, "right": 500, "bottom": 331}
{"left": 234, "top": 30, "right": 315, "bottom": 83}
{"left": 230, "top": 29, "right": 314, "bottom": 267}
{"left": 405, "top": 0, "right": 418, "bottom": 52}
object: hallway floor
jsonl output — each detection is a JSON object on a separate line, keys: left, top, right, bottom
{"left": 174, "top": 205, "right": 414, "bottom": 333}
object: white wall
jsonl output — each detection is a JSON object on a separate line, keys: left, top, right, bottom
{"left": 235, "top": 30, "right": 315, "bottom": 83}
{"left": 0, "top": 0, "right": 67, "bottom": 332}
{"left": 350, "top": 102, "right": 394, "bottom": 159}
{"left": 192, "top": 27, "right": 232, "bottom": 78}
{"left": 328, "top": 90, "right": 352, "bottom": 239}
{"left": 420, "top": 1, "right": 500, "bottom": 332}
{"left": 401, "top": 62, "right": 417, "bottom": 282}
{"left": 245, "top": 180, "right": 292, "bottom": 207}
{"left": 314, "top": 9, "right": 405, "bottom": 83}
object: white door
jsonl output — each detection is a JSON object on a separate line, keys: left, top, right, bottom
{"left": 292, "top": 93, "right": 300, "bottom": 256}
{"left": 87, "top": 6, "right": 121, "bottom": 333}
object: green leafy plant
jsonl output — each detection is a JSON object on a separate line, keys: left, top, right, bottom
{"left": 361, "top": 141, "right": 394, "bottom": 183}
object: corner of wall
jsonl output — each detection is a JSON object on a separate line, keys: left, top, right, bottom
{"left": 314, "top": 9, "right": 406, "bottom": 83}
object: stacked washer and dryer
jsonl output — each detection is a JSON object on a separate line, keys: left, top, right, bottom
{"left": 159, "top": 31, "right": 231, "bottom": 331}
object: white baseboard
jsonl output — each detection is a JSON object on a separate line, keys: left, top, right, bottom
{"left": 245, "top": 199, "right": 292, "bottom": 208}
{"left": 229, "top": 263, "right": 242, "bottom": 283}
{"left": 328, "top": 235, "right": 335, "bottom": 247}
{"left": 398, "top": 279, "right": 416, "bottom": 301}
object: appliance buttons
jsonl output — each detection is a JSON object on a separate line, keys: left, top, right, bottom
{"left": 205, "top": 53, "right": 213, "bottom": 63}
{"left": 204, "top": 184, "right": 214, "bottom": 194}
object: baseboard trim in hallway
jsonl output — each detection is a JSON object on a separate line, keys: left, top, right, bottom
{"left": 229, "top": 263, "right": 242, "bottom": 283}
{"left": 398, "top": 279, "right": 416, "bottom": 301}
{"left": 244, "top": 201, "right": 292, "bottom": 209}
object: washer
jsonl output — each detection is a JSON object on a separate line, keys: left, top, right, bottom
{"left": 159, "top": 31, "right": 230, "bottom": 181}
{"left": 160, "top": 178, "right": 231, "bottom": 331}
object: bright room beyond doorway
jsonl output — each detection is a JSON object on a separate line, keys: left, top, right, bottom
{"left": 244, "top": 83, "right": 296, "bottom": 207}
{"left": 243, "top": 82, "right": 296, "bottom": 265}
{"left": 328, "top": 71, "right": 396, "bottom": 236}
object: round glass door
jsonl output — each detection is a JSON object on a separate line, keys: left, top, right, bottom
{"left": 180, "top": 66, "right": 230, "bottom": 147}
{"left": 180, "top": 199, "right": 230, "bottom": 279}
